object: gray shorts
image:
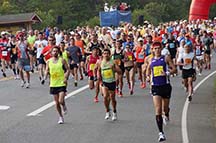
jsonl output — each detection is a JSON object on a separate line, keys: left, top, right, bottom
{"left": 18, "top": 58, "right": 31, "bottom": 71}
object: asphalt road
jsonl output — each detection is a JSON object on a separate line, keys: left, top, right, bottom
{"left": 0, "top": 56, "right": 216, "bottom": 143}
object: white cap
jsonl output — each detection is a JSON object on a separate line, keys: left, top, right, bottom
{"left": 1, "top": 31, "right": 6, "bottom": 35}
{"left": 70, "top": 31, "right": 75, "bottom": 35}
{"left": 138, "top": 37, "right": 143, "bottom": 42}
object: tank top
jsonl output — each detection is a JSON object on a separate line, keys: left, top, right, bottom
{"left": 150, "top": 56, "right": 169, "bottom": 86}
{"left": 136, "top": 46, "right": 145, "bottom": 63}
{"left": 113, "top": 49, "right": 123, "bottom": 66}
{"left": 18, "top": 42, "right": 28, "bottom": 59}
{"left": 48, "top": 58, "right": 65, "bottom": 87}
{"left": 194, "top": 43, "right": 203, "bottom": 56}
{"left": 124, "top": 51, "right": 134, "bottom": 62}
{"left": 101, "top": 60, "right": 115, "bottom": 83}
{"left": 88, "top": 55, "right": 99, "bottom": 76}
{"left": 62, "top": 50, "right": 69, "bottom": 64}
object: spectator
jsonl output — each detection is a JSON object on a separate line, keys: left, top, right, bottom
{"left": 104, "top": 3, "right": 109, "bottom": 12}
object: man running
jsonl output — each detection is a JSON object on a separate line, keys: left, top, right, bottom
{"left": 146, "top": 41, "right": 176, "bottom": 142}
{"left": 44, "top": 46, "right": 69, "bottom": 124}
{"left": 98, "top": 48, "right": 121, "bottom": 121}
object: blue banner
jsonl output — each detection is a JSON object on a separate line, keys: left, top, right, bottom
{"left": 100, "top": 10, "right": 131, "bottom": 27}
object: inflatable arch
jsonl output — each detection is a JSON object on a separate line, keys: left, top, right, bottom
{"left": 189, "top": 0, "right": 216, "bottom": 20}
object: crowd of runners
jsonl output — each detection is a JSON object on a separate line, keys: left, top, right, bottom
{"left": 0, "top": 18, "right": 216, "bottom": 142}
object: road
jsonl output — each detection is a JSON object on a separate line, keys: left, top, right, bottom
{"left": 0, "top": 56, "right": 216, "bottom": 143}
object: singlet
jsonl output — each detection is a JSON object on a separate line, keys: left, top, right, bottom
{"left": 150, "top": 56, "right": 169, "bottom": 86}
{"left": 62, "top": 50, "right": 69, "bottom": 64}
{"left": 136, "top": 46, "right": 145, "bottom": 63}
{"left": 88, "top": 54, "right": 99, "bottom": 76}
{"left": 145, "top": 43, "right": 151, "bottom": 56}
{"left": 75, "top": 40, "right": 85, "bottom": 55}
{"left": 48, "top": 58, "right": 65, "bottom": 87}
{"left": 18, "top": 41, "right": 28, "bottom": 59}
{"left": 125, "top": 51, "right": 134, "bottom": 62}
{"left": 10, "top": 41, "right": 17, "bottom": 55}
{"left": 113, "top": 49, "right": 124, "bottom": 66}
{"left": 194, "top": 42, "right": 203, "bottom": 56}
{"left": 101, "top": 60, "right": 115, "bottom": 83}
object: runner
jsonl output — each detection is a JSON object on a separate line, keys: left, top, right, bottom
{"left": 34, "top": 32, "right": 48, "bottom": 82}
{"left": 44, "top": 46, "right": 69, "bottom": 124}
{"left": 98, "top": 48, "right": 121, "bottom": 121}
{"left": 0, "top": 32, "right": 9, "bottom": 77}
{"left": 17, "top": 34, "right": 31, "bottom": 88}
{"left": 112, "top": 40, "right": 124, "bottom": 97}
{"left": 177, "top": 43, "right": 196, "bottom": 102}
{"left": 27, "top": 30, "right": 36, "bottom": 73}
{"left": 67, "top": 37, "right": 82, "bottom": 87}
{"left": 135, "top": 37, "right": 146, "bottom": 88}
{"left": 146, "top": 41, "right": 176, "bottom": 142}
{"left": 194, "top": 35, "right": 204, "bottom": 76}
{"left": 124, "top": 44, "right": 136, "bottom": 95}
{"left": 86, "top": 46, "right": 99, "bottom": 102}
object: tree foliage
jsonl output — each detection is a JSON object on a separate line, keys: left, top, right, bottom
{"left": 0, "top": 0, "right": 215, "bottom": 29}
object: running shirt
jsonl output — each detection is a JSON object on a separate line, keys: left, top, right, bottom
{"left": 17, "top": 41, "right": 28, "bottom": 59}
{"left": 48, "top": 58, "right": 65, "bottom": 87}
{"left": 101, "top": 60, "right": 115, "bottom": 83}
{"left": 62, "top": 50, "right": 69, "bottom": 64}
{"left": 113, "top": 49, "right": 124, "bottom": 66}
{"left": 0, "top": 38, "right": 9, "bottom": 59}
{"left": 177, "top": 52, "right": 194, "bottom": 70}
{"left": 194, "top": 42, "right": 203, "bottom": 56}
{"left": 150, "top": 56, "right": 169, "bottom": 86}
{"left": 75, "top": 40, "right": 85, "bottom": 55}
{"left": 135, "top": 46, "right": 145, "bottom": 63}
{"left": 35, "top": 39, "right": 48, "bottom": 59}
{"left": 145, "top": 43, "right": 151, "bottom": 56}
{"left": 124, "top": 50, "right": 135, "bottom": 62}
{"left": 88, "top": 54, "right": 99, "bottom": 77}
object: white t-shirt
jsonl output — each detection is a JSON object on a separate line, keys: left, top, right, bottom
{"left": 177, "top": 52, "right": 194, "bottom": 70}
{"left": 161, "top": 47, "right": 170, "bottom": 56}
{"left": 55, "top": 33, "right": 63, "bottom": 46}
{"left": 34, "top": 40, "right": 48, "bottom": 58}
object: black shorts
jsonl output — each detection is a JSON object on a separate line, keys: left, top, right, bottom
{"left": 151, "top": 84, "right": 172, "bottom": 99}
{"left": 102, "top": 82, "right": 116, "bottom": 91}
{"left": 70, "top": 63, "right": 78, "bottom": 69}
{"left": 125, "top": 66, "right": 133, "bottom": 72}
{"left": 28, "top": 50, "right": 36, "bottom": 56}
{"left": 205, "top": 50, "right": 211, "bottom": 55}
{"left": 37, "top": 57, "right": 46, "bottom": 65}
{"left": 80, "top": 56, "right": 86, "bottom": 62}
{"left": 182, "top": 68, "right": 195, "bottom": 79}
{"left": 89, "top": 76, "right": 94, "bottom": 80}
{"left": 136, "top": 62, "right": 144, "bottom": 68}
{"left": 50, "top": 86, "right": 67, "bottom": 95}
{"left": 11, "top": 54, "right": 18, "bottom": 64}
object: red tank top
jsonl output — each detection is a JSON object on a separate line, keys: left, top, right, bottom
{"left": 88, "top": 54, "right": 99, "bottom": 76}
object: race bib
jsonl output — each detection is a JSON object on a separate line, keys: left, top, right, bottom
{"left": 184, "top": 58, "right": 192, "bottom": 64}
{"left": 128, "top": 55, "right": 132, "bottom": 61}
{"left": 51, "top": 72, "right": 59, "bottom": 80}
{"left": 103, "top": 69, "right": 113, "bottom": 79}
{"left": 138, "top": 53, "right": 144, "bottom": 59}
{"left": 115, "top": 59, "right": 121, "bottom": 65}
{"left": 153, "top": 66, "right": 164, "bottom": 77}
{"left": 2, "top": 51, "right": 8, "bottom": 56}
{"left": 196, "top": 48, "right": 201, "bottom": 55}
{"left": 90, "top": 63, "right": 95, "bottom": 70}
{"left": 169, "top": 43, "right": 175, "bottom": 49}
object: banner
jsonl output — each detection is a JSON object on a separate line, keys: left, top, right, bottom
{"left": 100, "top": 10, "right": 131, "bottom": 27}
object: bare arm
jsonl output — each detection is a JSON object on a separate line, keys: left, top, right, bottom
{"left": 166, "top": 55, "right": 177, "bottom": 74}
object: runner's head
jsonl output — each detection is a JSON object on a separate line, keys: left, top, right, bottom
{"left": 51, "top": 46, "right": 60, "bottom": 58}
{"left": 102, "top": 48, "right": 111, "bottom": 60}
{"left": 152, "top": 41, "right": 162, "bottom": 57}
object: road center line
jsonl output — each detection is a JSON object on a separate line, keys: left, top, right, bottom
{"left": 181, "top": 70, "right": 216, "bottom": 143}
{"left": 27, "top": 85, "right": 89, "bottom": 116}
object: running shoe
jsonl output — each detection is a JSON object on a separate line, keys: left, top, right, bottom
{"left": 115, "top": 88, "right": 119, "bottom": 95}
{"left": 162, "top": 115, "right": 169, "bottom": 125}
{"left": 80, "top": 76, "right": 83, "bottom": 80}
{"left": 74, "top": 82, "right": 78, "bottom": 87}
{"left": 16, "top": 75, "right": 20, "bottom": 80}
{"left": 41, "top": 79, "right": 45, "bottom": 85}
{"left": 105, "top": 112, "right": 111, "bottom": 120}
{"left": 140, "top": 82, "right": 146, "bottom": 89}
{"left": 158, "top": 132, "right": 166, "bottom": 142}
{"left": 94, "top": 97, "right": 99, "bottom": 103}
{"left": 2, "top": 72, "right": 6, "bottom": 77}
{"left": 119, "top": 91, "right": 123, "bottom": 98}
{"left": 58, "top": 116, "right": 64, "bottom": 124}
{"left": 198, "top": 73, "right": 202, "bottom": 76}
{"left": 112, "top": 112, "right": 117, "bottom": 121}
{"left": 26, "top": 82, "right": 30, "bottom": 88}
{"left": 130, "top": 90, "right": 133, "bottom": 95}
{"left": 21, "top": 81, "right": 26, "bottom": 87}
{"left": 188, "top": 95, "right": 192, "bottom": 102}
{"left": 63, "top": 105, "right": 67, "bottom": 115}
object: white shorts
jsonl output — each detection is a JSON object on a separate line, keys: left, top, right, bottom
{"left": 196, "top": 55, "right": 203, "bottom": 61}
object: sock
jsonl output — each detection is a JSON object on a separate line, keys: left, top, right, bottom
{"left": 156, "top": 115, "right": 163, "bottom": 133}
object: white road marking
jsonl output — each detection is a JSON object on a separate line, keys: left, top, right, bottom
{"left": 0, "top": 105, "right": 10, "bottom": 110}
{"left": 27, "top": 85, "right": 89, "bottom": 116}
{"left": 182, "top": 71, "right": 216, "bottom": 143}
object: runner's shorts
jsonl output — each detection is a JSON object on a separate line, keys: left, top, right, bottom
{"left": 136, "top": 62, "right": 144, "bottom": 68}
{"left": 18, "top": 58, "right": 31, "bottom": 71}
{"left": 50, "top": 86, "right": 67, "bottom": 95}
{"left": 151, "top": 84, "right": 172, "bottom": 99}
{"left": 70, "top": 63, "right": 79, "bottom": 69}
{"left": 102, "top": 81, "right": 116, "bottom": 91}
{"left": 182, "top": 68, "right": 195, "bottom": 79}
